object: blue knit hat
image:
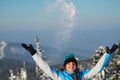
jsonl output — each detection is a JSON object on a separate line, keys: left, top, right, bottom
{"left": 63, "top": 54, "right": 77, "bottom": 67}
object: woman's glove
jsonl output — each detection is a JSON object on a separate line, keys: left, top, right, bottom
{"left": 21, "top": 43, "right": 36, "bottom": 56}
{"left": 106, "top": 44, "right": 118, "bottom": 54}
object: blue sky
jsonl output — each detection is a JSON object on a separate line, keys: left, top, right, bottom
{"left": 0, "top": 0, "right": 120, "bottom": 54}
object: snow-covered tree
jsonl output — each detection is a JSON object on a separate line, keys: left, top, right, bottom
{"left": 91, "top": 41, "right": 120, "bottom": 80}
{"left": 91, "top": 46, "right": 109, "bottom": 80}
{"left": 108, "top": 41, "right": 120, "bottom": 80}
{"left": 9, "top": 69, "right": 16, "bottom": 80}
{"left": 35, "top": 37, "right": 52, "bottom": 80}
{"left": 8, "top": 62, "right": 27, "bottom": 80}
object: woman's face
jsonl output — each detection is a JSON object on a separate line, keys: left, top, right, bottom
{"left": 65, "top": 62, "right": 76, "bottom": 73}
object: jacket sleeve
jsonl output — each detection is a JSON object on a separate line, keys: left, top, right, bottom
{"left": 32, "top": 53, "right": 61, "bottom": 80}
{"left": 83, "top": 53, "right": 111, "bottom": 79}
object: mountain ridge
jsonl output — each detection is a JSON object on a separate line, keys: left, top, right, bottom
{"left": 0, "top": 41, "right": 91, "bottom": 65}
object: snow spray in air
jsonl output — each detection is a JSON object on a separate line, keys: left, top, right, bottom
{"left": 54, "top": 0, "right": 76, "bottom": 52}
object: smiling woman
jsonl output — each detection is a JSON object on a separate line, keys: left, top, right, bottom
{"left": 63, "top": 54, "right": 77, "bottom": 73}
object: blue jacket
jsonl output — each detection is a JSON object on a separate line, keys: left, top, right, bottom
{"left": 32, "top": 52, "right": 110, "bottom": 80}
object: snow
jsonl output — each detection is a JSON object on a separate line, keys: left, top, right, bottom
{"left": 0, "top": 41, "right": 7, "bottom": 59}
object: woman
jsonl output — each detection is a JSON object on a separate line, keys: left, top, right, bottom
{"left": 21, "top": 40, "right": 118, "bottom": 80}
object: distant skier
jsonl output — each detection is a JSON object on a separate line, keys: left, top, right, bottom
{"left": 21, "top": 38, "right": 118, "bottom": 80}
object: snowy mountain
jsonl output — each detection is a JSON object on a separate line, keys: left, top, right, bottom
{"left": 0, "top": 41, "right": 33, "bottom": 63}
{"left": 0, "top": 41, "right": 90, "bottom": 65}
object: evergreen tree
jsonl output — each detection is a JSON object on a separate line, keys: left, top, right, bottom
{"left": 108, "top": 41, "right": 120, "bottom": 80}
